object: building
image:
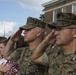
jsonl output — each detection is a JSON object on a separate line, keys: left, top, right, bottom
{"left": 42, "top": 0, "right": 76, "bottom": 36}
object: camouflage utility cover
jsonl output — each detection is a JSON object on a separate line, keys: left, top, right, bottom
{"left": 20, "top": 17, "right": 46, "bottom": 30}
{"left": 48, "top": 12, "right": 76, "bottom": 29}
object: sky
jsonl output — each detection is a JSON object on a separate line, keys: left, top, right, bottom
{"left": 0, "top": 0, "right": 51, "bottom": 37}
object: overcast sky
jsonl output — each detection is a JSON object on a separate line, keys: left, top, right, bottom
{"left": 0, "top": 0, "right": 51, "bottom": 37}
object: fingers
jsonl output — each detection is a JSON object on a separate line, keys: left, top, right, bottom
{"left": 13, "top": 29, "right": 22, "bottom": 37}
{"left": 43, "top": 30, "right": 56, "bottom": 45}
{"left": 10, "top": 29, "right": 23, "bottom": 41}
{"left": 45, "top": 30, "right": 55, "bottom": 40}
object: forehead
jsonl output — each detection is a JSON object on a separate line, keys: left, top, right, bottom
{"left": 0, "top": 43, "right": 5, "bottom": 47}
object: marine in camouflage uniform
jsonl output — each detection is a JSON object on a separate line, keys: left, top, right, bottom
{"left": 47, "top": 12, "right": 76, "bottom": 75}
{"left": 44, "top": 46, "right": 76, "bottom": 75}
{"left": 4, "top": 17, "right": 48, "bottom": 75}
{"left": 31, "top": 12, "right": 76, "bottom": 75}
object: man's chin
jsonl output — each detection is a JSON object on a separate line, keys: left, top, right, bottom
{"left": 24, "top": 39, "right": 28, "bottom": 42}
{"left": 55, "top": 42, "right": 62, "bottom": 46}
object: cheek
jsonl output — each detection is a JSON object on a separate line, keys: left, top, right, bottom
{"left": 1, "top": 50, "right": 4, "bottom": 54}
{"left": 0, "top": 48, "right": 4, "bottom": 54}
{"left": 0, "top": 47, "right": 4, "bottom": 51}
{"left": 30, "top": 31, "right": 37, "bottom": 37}
{"left": 24, "top": 33, "right": 36, "bottom": 41}
{"left": 30, "top": 33, "right": 37, "bottom": 39}
{"left": 61, "top": 31, "right": 73, "bottom": 43}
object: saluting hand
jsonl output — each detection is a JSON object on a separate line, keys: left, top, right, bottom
{"left": 43, "top": 30, "right": 56, "bottom": 45}
{"left": 10, "top": 29, "right": 23, "bottom": 42}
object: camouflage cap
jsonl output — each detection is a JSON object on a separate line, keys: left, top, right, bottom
{"left": 48, "top": 12, "right": 76, "bottom": 29}
{"left": 20, "top": 17, "right": 46, "bottom": 30}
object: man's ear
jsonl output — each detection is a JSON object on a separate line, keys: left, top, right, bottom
{"left": 73, "top": 29, "right": 76, "bottom": 38}
{"left": 37, "top": 30, "right": 42, "bottom": 37}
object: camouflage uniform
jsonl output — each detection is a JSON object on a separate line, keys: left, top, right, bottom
{"left": 45, "top": 12, "right": 76, "bottom": 75}
{"left": 43, "top": 46, "right": 76, "bottom": 75}
{"left": 10, "top": 47, "right": 47, "bottom": 75}
{"left": 9, "top": 17, "right": 48, "bottom": 75}
{"left": 48, "top": 48, "right": 76, "bottom": 75}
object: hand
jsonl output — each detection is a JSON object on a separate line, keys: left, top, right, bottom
{"left": 10, "top": 29, "right": 23, "bottom": 41}
{"left": 43, "top": 30, "right": 56, "bottom": 45}
{"left": 0, "top": 63, "right": 13, "bottom": 73}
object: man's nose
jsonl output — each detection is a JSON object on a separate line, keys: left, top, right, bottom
{"left": 54, "top": 30, "right": 60, "bottom": 36}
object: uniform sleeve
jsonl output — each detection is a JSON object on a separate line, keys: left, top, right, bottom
{"left": 10, "top": 49, "right": 21, "bottom": 61}
{"left": 43, "top": 53, "right": 49, "bottom": 66}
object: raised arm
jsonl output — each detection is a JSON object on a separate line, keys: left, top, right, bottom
{"left": 31, "top": 31, "right": 55, "bottom": 65}
{"left": 3, "top": 29, "right": 22, "bottom": 60}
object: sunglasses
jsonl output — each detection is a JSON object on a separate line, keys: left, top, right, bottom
{"left": 53, "top": 27, "right": 76, "bottom": 31}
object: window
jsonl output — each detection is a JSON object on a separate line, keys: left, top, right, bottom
{"left": 72, "top": 3, "right": 76, "bottom": 14}
{"left": 62, "top": 7, "right": 67, "bottom": 12}
{"left": 53, "top": 10, "right": 58, "bottom": 22}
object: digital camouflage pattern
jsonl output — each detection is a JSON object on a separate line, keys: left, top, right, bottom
{"left": 10, "top": 47, "right": 48, "bottom": 75}
{"left": 20, "top": 17, "right": 46, "bottom": 30}
{"left": 47, "top": 47, "right": 76, "bottom": 75}
{"left": 43, "top": 52, "right": 49, "bottom": 66}
{"left": 48, "top": 12, "right": 76, "bottom": 29}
